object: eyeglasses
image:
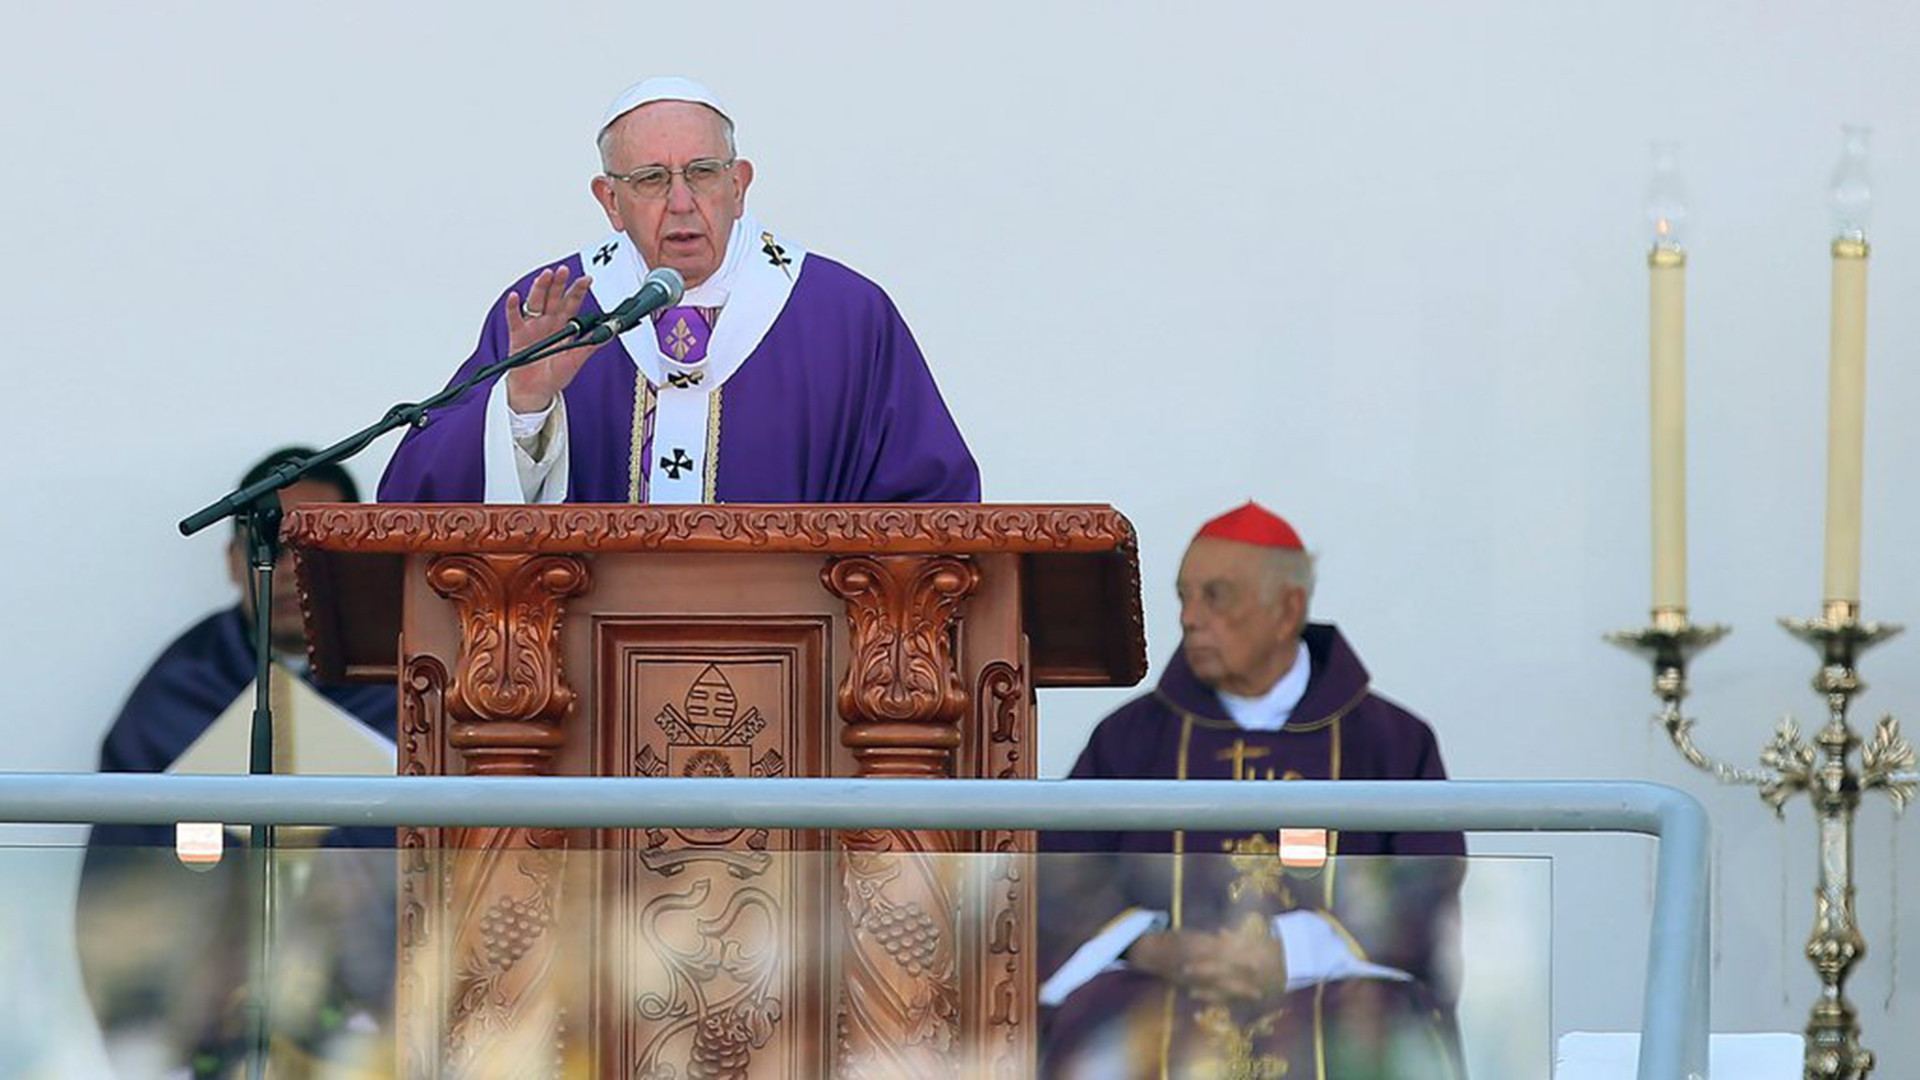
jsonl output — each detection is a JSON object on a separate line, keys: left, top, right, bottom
{"left": 603, "top": 158, "right": 737, "bottom": 200}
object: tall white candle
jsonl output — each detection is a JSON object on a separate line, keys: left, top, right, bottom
{"left": 1650, "top": 246, "right": 1687, "bottom": 612}
{"left": 1824, "top": 126, "right": 1872, "bottom": 607}
{"left": 1646, "top": 145, "right": 1689, "bottom": 613}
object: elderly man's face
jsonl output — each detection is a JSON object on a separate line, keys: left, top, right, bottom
{"left": 1176, "top": 537, "right": 1307, "bottom": 698}
{"left": 591, "top": 101, "right": 753, "bottom": 290}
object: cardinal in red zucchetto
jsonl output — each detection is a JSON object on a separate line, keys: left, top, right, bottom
{"left": 1039, "top": 501, "right": 1468, "bottom": 1080}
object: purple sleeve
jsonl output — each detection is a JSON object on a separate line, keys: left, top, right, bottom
{"left": 1389, "top": 719, "right": 1466, "bottom": 857}
{"left": 1351, "top": 708, "right": 1467, "bottom": 1005}
{"left": 378, "top": 258, "right": 589, "bottom": 502}
{"left": 1037, "top": 710, "right": 1146, "bottom": 981}
{"left": 847, "top": 289, "right": 981, "bottom": 502}
{"left": 98, "top": 609, "right": 251, "bottom": 776}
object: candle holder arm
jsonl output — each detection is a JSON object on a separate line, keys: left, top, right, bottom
{"left": 1860, "top": 715, "right": 1917, "bottom": 813}
{"left": 1607, "top": 621, "right": 1793, "bottom": 793}
{"left": 1662, "top": 703, "right": 1794, "bottom": 792}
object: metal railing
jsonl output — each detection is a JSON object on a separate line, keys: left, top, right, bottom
{"left": 0, "top": 774, "right": 1710, "bottom": 1080}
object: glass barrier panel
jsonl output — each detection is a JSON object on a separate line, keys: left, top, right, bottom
{"left": 5, "top": 834, "right": 1549, "bottom": 1079}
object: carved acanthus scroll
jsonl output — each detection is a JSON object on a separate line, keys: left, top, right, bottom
{"left": 427, "top": 553, "right": 589, "bottom": 775}
{"left": 422, "top": 552, "right": 590, "bottom": 1076}
{"left": 824, "top": 555, "right": 979, "bottom": 778}
{"left": 822, "top": 555, "right": 979, "bottom": 1078}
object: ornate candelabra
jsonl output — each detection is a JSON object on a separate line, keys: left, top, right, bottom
{"left": 1613, "top": 129, "right": 1916, "bottom": 1080}
{"left": 1610, "top": 604, "right": 1915, "bottom": 1079}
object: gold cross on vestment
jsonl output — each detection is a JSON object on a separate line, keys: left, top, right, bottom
{"left": 1216, "top": 739, "right": 1278, "bottom": 781}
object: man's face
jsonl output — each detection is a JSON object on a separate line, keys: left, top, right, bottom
{"left": 227, "top": 477, "right": 348, "bottom": 656}
{"left": 591, "top": 101, "right": 753, "bottom": 290}
{"left": 1176, "top": 537, "right": 1306, "bottom": 698}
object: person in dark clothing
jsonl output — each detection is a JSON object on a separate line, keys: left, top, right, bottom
{"left": 78, "top": 448, "right": 397, "bottom": 1077}
{"left": 1041, "top": 502, "right": 1467, "bottom": 1079}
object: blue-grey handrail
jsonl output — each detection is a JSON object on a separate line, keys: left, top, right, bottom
{"left": 0, "top": 775, "right": 1709, "bottom": 1080}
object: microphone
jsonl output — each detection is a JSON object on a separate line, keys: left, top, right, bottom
{"left": 573, "top": 267, "right": 685, "bottom": 344}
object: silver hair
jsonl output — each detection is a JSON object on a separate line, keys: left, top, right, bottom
{"left": 1261, "top": 547, "right": 1317, "bottom": 610}
{"left": 597, "top": 104, "right": 737, "bottom": 170}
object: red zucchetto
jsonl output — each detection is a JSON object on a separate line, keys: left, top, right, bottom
{"left": 1194, "top": 501, "right": 1304, "bottom": 550}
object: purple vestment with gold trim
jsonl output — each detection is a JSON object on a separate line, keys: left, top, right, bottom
{"left": 377, "top": 252, "right": 979, "bottom": 503}
{"left": 1040, "top": 623, "right": 1468, "bottom": 1079}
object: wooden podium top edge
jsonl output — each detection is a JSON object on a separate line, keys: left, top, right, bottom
{"left": 284, "top": 503, "right": 1139, "bottom": 556}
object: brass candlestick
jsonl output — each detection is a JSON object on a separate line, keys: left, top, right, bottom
{"left": 1609, "top": 604, "right": 1916, "bottom": 1080}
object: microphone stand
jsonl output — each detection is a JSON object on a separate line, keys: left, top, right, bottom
{"left": 239, "top": 492, "right": 281, "bottom": 1080}
{"left": 178, "top": 316, "right": 604, "bottom": 1078}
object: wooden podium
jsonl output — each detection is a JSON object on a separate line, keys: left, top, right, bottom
{"left": 287, "top": 504, "right": 1145, "bottom": 1080}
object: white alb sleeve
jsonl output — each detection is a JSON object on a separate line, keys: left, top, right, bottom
{"left": 1270, "top": 909, "right": 1414, "bottom": 992}
{"left": 1038, "top": 908, "right": 1168, "bottom": 1007}
{"left": 484, "top": 380, "right": 570, "bottom": 503}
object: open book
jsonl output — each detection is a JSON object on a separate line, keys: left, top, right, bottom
{"left": 168, "top": 664, "right": 395, "bottom": 856}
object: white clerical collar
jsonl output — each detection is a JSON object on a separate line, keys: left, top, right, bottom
{"left": 676, "top": 213, "right": 751, "bottom": 308}
{"left": 1217, "top": 641, "right": 1312, "bottom": 732}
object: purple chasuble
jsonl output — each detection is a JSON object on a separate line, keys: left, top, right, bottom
{"left": 1038, "top": 623, "right": 1467, "bottom": 1080}
{"left": 377, "top": 253, "right": 980, "bottom": 503}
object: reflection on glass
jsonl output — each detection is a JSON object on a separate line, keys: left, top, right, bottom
{"left": 75, "top": 841, "right": 395, "bottom": 1079}
{"left": 48, "top": 846, "right": 1547, "bottom": 1078}
{"left": 1040, "top": 851, "right": 1468, "bottom": 1079}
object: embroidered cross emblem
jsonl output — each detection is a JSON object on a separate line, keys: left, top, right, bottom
{"left": 666, "top": 317, "right": 698, "bottom": 360}
{"left": 660, "top": 448, "right": 695, "bottom": 479}
{"left": 760, "top": 231, "right": 791, "bottom": 276}
{"left": 1216, "top": 740, "right": 1276, "bottom": 782}
{"left": 1224, "top": 833, "right": 1291, "bottom": 905}
{"left": 593, "top": 242, "right": 619, "bottom": 266}
{"left": 666, "top": 370, "right": 704, "bottom": 389}
{"left": 1192, "top": 990, "right": 1289, "bottom": 1080}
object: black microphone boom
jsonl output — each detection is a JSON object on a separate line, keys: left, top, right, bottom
{"left": 573, "top": 267, "right": 686, "bottom": 344}
{"left": 180, "top": 271, "right": 683, "bottom": 538}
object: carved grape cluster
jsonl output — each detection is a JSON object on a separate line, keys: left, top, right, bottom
{"left": 689, "top": 1012, "right": 751, "bottom": 1080}
{"left": 479, "top": 895, "right": 551, "bottom": 972}
{"left": 867, "top": 902, "right": 940, "bottom": 976}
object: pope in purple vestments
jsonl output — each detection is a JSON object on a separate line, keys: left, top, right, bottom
{"left": 1040, "top": 504, "right": 1467, "bottom": 1079}
{"left": 379, "top": 76, "right": 978, "bottom": 505}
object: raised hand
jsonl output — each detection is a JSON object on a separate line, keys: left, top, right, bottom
{"left": 504, "top": 264, "right": 596, "bottom": 414}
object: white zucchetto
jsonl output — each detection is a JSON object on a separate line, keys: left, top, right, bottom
{"left": 598, "top": 76, "right": 731, "bottom": 139}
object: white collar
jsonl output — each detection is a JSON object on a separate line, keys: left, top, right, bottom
{"left": 1217, "top": 641, "right": 1312, "bottom": 732}
{"left": 677, "top": 213, "right": 750, "bottom": 308}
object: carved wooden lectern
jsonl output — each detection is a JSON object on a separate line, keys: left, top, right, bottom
{"left": 287, "top": 504, "right": 1145, "bottom": 1079}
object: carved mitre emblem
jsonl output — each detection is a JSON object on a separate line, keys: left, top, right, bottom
{"left": 634, "top": 664, "right": 788, "bottom": 856}
{"left": 635, "top": 664, "right": 787, "bottom": 782}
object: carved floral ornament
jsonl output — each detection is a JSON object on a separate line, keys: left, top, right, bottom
{"left": 824, "top": 556, "right": 980, "bottom": 784}
{"left": 426, "top": 553, "right": 590, "bottom": 775}
{"left": 284, "top": 503, "right": 1136, "bottom": 554}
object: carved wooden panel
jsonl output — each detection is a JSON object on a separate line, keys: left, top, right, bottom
{"left": 406, "top": 553, "right": 591, "bottom": 1075}
{"left": 360, "top": 518, "right": 1066, "bottom": 1080}
{"left": 594, "top": 617, "right": 833, "bottom": 1079}
{"left": 970, "top": 661, "right": 1034, "bottom": 1079}
{"left": 398, "top": 655, "right": 448, "bottom": 1078}
{"left": 442, "top": 827, "right": 571, "bottom": 1077}
{"left": 820, "top": 555, "right": 980, "bottom": 1077}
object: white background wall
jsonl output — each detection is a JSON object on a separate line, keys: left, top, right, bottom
{"left": 4, "top": 2, "right": 1918, "bottom": 1075}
